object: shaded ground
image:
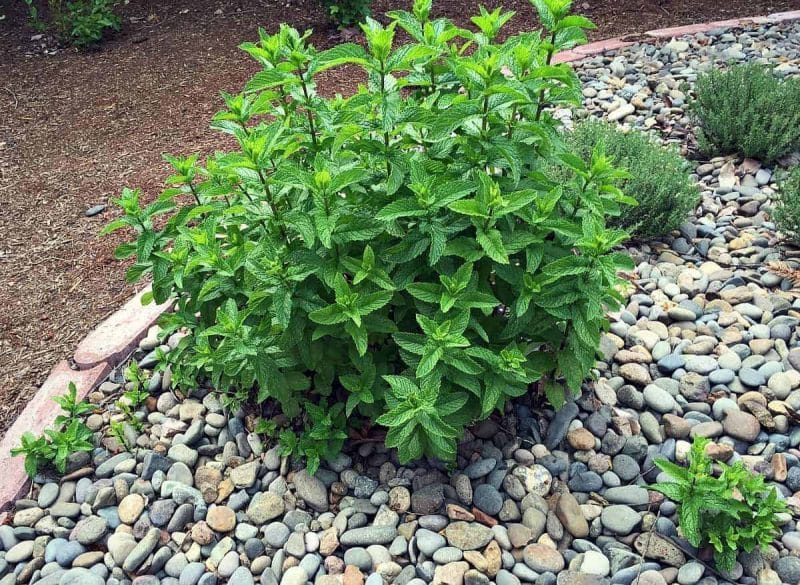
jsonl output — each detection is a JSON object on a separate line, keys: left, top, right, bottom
{"left": 0, "top": 0, "right": 798, "bottom": 436}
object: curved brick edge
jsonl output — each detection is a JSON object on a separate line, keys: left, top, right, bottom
{"left": 0, "top": 361, "right": 111, "bottom": 513}
{"left": 2, "top": 7, "right": 800, "bottom": 515}
{"left": 0, "top": 287, "right": 172, "bottom": 513}
{"left": 74, "top": 287, "right": 173, "bottom": 369}
{"left": 552, "top": 9, "right": 800, "bottom": 64}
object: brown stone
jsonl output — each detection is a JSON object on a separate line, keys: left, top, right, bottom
{"left": 463, "top": 551, "right": 488, "bottom": 573}
{"left": 447, "top": 504, "right": 475, "bottom": 522}
{"left": 433, "top": 562, "right": 469, "bottom": 585}
{"left": 662, "top": 415, "right": 691, "bottom": 439}
{"left": 567, "top": 428, "right": 596, "bottom": 451}
{"left": 206, "top": 505, "right": 236, "bottom": 533}
{"left": 118, "top": 494, "right": 145, "bottom": 524}
{"left": 738, "top": 391, "right": 767, "bottom": 407}
{"left": 216, "top": 478, "right": 235, "bottom": 503}
{"left": 633, "top": 533, "right": 686, "bottom": 567}
{"left": 722, "top": 410, "right": 761, "bottom": 441}
{"left": 507, "top": 524, "right": 533, "bottom": 548}
{"left": 191, "top": 521, "right": 215, "bottom": 545}
{"left": 619, "top": 363, "right": 652, "bottom": 386}
{"left": 484, "top": 541, "right": 502, "bottom": 577}
{"left": 772, "top": 453, "right": 788, "bottom": 482}
{"left": 471, "top": 508, "right": 498, "bottom": 527}
{"left": 704, "top": 442, "right": 733, "bottom": 462}
{"left": 555, "top": 492, "right": 589, "bottom": 538}
{"left": 388, "top": 487, "right": 410, "bottom": 513}
{"left": 741, "top": 400, "right": 776, "bottom": 430}
{"left": 320, "top": 527, "right": 340, "bottom": 556}
{"left": 343, "top": 565, "right": 364, "bottom": 585}
{"left": 522, "top": 544, "right": 565, "bottom": 573}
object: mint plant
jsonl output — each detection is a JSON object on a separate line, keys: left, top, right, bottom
{"left": 105, "top": 0, "right": 634, "bottom": 466}
{"left": 651, "top": 437, "right": 787, "bottom": 572}
{"left": 564, "top": 120, "right": 699, "bottom": 238}
{"left": 22, "top": 0, "right": 120, "bottom": 47}
{"left": 323, "top": 0, "right": 371, "bottom": 28}
{"left": 11, "top": 382, "right": 95, "bottom": 477}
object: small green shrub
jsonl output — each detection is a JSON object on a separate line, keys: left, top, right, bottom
{"left": 11, "top": 382, "right": 95, "bottom": 477}
{"left": 651, "top": 437, "right": 787, "bottom": 572}
{"left": 323, "top": 0, "right": 371, "bottom": 28}
{"left": 105, "top": 0, "right": 635, "bottom": 472}
{"left": 22, "top": 0, "right": 120, "bottom": 47}
{"left": 566, "top": 119, "right": 698, "bottom": 237}
{"left": 774, "top": 166, "right": 800, "bottom": 244}
{"left": 691, "top": 64, "right": 800, "bottom": 164}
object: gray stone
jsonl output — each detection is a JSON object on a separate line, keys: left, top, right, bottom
{"left": 340, "top": 526, "right": 397, "bottom": 546}
{"left": 123, "top": 527, "right": 161, "bottom": 573}
{"left": 603, "top": 486, "right": 649, "bottom": 506}
{"left": 5, "top": 540, "right": 34, "bottom": 563}
{"left": 546, "top": 403, "right": 580, "bottom": 449}
{"left": 643, "top": 385, "right": 675, "bottom": 413}
{"left": 280, "top": 566, "right": 308, "bottom": 585}
{"left": 247, "top": 492, "right": 285, "bottom": 524}
{"left": 775, "top": 556, "right": 800, "bottom": 585}
{"left": 600, "top": 505, "right": 640, "bottom": 536}
{"left": 73, "top": 516, "right": 108, "bottom": 545}
{"left": 677, "top": 561, "right": 705, "bottom": 585}
{"left": 38, "top": 483, "right": 60, "bottom": 508}
{"left": 59, "top": 568, "right": 104, "bottom": 585}
{"left": 264, "top": 522, "right": 291, "bottom": 548}
{"left": 180, "top": 562, "right": 207, "bottom": 585}
{"left": 56, "top": 541, "right": 86, "bottom": 567}
{"left": 473, "top": 484, "right": 503, "bottom": 516}
{"left": 416, "top": 528, "right": 446, "bottom": 556}
{"left": 293, "top": 471, "right": 329, "bottom": 512}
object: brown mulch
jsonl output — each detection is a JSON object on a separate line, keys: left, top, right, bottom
{"left": 0, "top": 0, "right": 798, "bottom": 437}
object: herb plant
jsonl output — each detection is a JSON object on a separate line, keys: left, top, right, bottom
{"left": 11, "top": 382, "right": 95, "bottom": 477}
{"left": 651, "top": 437, "right": 787, "bottom": 572}
{"left": 323, "top": 0, "right": 371, "bottom": 28}
{"left": 773, "top": 165, "right": 800, "bottom": 245}
{"left": 22, "top": 0, "right": 120, "bottom": 47}
{"left": 564, "top": 119, "right": 698, "bottom": 237}
{"left": 53, "top": 380, "right": 95, "bottom": 426}
{"left": 691, "top": 64, "right": 800, "bottom": 164}
{"left": 105, "top": 0, "right": 634, "bottom": 466}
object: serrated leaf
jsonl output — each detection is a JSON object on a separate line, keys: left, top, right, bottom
{"left": 476, "top": 228, "right": 509, "bottom": 264}
{"left": 376, "top": 198, "right": 426, "bottom": 221}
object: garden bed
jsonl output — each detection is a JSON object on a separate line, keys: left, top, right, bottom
{"left": 1, "top": 0, "right": 800, "bottom": 438}
{"left": 2, "top": 15, "right": 800, "bottom": 585}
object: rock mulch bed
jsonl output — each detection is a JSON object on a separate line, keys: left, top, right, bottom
{"left": 4, "top": 17, "right": 800, "bottom": 585}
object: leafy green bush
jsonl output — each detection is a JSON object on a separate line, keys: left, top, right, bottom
{"left": 22, "top": 0, "right": 120, "bottom": 47}
{"left": 323, "top": 0, "right": 371, "bottom": 28}
{"left": 11, "top": 383, "right": 95, "bottom": 477}
{"left": 565, "top": 119, "right": 699, "bottom": 237}
{"left": 773, "top": 166, "right": 800, "bottom": 244}
{"left": 105, "top": 0, "right": 634, "bottom": 471}
{"left": 651, "top": 437, "right": 787, "bottom": 572}
{"left": 691, "top": 64, "right": 800, "bottom": 164}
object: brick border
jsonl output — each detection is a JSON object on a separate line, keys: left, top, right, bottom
{"left": 552, "top": 9, "right": 800, "bottom": 63}
{"left": 0, "top": 287, "right": 172, "bottom": 512}
{"left": 2, "top": 7, "right": 800, "bottom": 514}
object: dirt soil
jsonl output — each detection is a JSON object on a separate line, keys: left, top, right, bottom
{"left": 0, "top": 0, "right": 798, "bottom": 437}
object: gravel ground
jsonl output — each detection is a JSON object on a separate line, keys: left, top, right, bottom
{"left": 4, "top": 18, "right": 800, "bottom": 585}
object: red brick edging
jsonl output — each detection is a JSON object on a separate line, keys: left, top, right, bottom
{"left": 2, "top": 8, "right": 800, "bottom": 514}
{"left": 0, "top": 287, "right": 171, "bottom": 512}
{"left": 552, "top": 9, "right": 800, "bottom": 64}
